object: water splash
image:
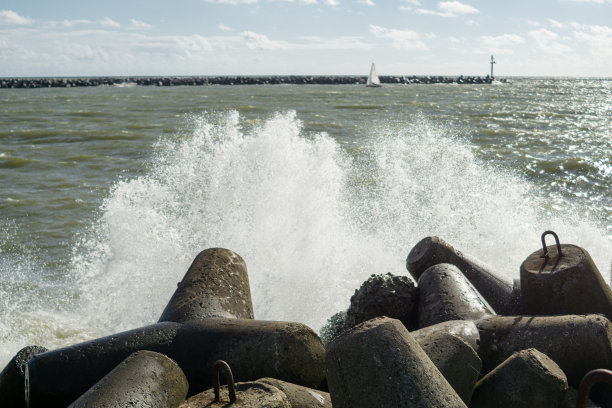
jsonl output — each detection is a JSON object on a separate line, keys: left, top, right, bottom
{"left": 2, "top": 110, "right": 610, "bottom": 365}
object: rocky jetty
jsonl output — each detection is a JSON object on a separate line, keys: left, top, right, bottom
{"left": 2, "top": 231, "right": 610, "bottom": 407}
{"left": 0, "top": 74, "right": 501, "bottom": 88}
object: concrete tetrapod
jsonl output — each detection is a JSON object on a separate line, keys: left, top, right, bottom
{"left": 0, "top": 345, "right": 47, "bottom": 408}
{"left": 406, "top": 236, "right": 517, "bottom": 314}
{"left": 411, "top": 319, "right": 481, "bottom": 355}
{"left": 325, "top": 317, "right": 467, "bottom": 408}
{"left": 520, "top": 233, "right": 612, "bottom": 320}
{"left": 470, "top": 348, "right": 568, "bottom": 408}
{"left": 418, "top": 263, "right": 495, "bottom": 328}
{"left": 257, "top": 378, "right": 332, "bottom": 408}
{"left": 415, "top": 330, "right": 482, "bottom": 404}
{"left": 26, "top": 318, "right": 325, "bottom": 408}
{"left": 476, "top": 314, "right": 612, "bottom": 387}
{"left": 159, "top": 248, "right": 254, "bottom": 322}
{"left": 178, "top": 382, "right": 291, "bottom": 408}
{"left": 67, "top": 350, "right": 188, "bottom": 408}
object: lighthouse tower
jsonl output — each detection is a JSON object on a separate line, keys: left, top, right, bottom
{"left": 490, "top": 55, "right": 496, "bottom": 79}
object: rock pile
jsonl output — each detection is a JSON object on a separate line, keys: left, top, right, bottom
{"left": 0, "top": 75, "right": 502, "bottom": 88}
{"left": 1, "top": 233, "right": 611, "bottom": 407}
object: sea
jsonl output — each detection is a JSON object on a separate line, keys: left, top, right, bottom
{"left": 1, "top": 78, "right": 611, "bottom": 366}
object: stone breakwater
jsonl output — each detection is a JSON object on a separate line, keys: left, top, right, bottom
{"left": 2, "top": 234, "right": 609, "bottom": 407}
{"left": 0, "top": 74, "right": 500, "bottom": 88}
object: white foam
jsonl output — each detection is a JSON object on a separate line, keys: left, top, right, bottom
{"left": 2, "top": 110, "right": 610, "bottom": 366}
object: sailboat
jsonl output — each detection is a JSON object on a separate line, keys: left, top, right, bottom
{"left": 366, "top": 62, "right": 381, "bottom": 87}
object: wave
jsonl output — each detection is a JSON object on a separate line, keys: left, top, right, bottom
{"left": 2, "top": 110, "right": 610, "bottom": 365}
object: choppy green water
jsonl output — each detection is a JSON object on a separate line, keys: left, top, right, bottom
{"left": 1, "top": 79, "right": 611, "bottom": 365}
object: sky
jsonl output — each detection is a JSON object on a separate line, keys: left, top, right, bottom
{"left": 0, "top": 0, "right": 611, "bottom": 77}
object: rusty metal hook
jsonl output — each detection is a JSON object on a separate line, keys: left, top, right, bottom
{"left": 212, "top": 360, "right": 237, "bottom": 404}
{"left": 575, "top": 368, "right": 612, "bottom": 408}
{"left": 540, "top": 230, "right": 562, "bottom": 259}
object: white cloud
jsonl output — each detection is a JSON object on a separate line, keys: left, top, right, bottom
{"left": 358, "top": 0, "right": 375, "bottom": 5}
{"left": 449, "top": 36, "right": 460, "bottom": 43}
{"left": 0, "top": 10, "right": 33, "bottom": 25}
{"left": 562, "top": 0, "right": 607, "bottom": 3}
{"left": 572, "top": 23, "right": 612, "bottom": 60}
{"left": 55, "top": 19, "right": 93, "bottom": 28}
{"left": 202, "top": 0, "right": 338, "bottom": 4}
{"left": 241, "top": 31, "right": 288, "bottom": 50}
{"left": 294, "top": 35, "right": 371, "bottom": 50}
{"left": 218, "top": 23, "right": 232, "bottom": 31}
{"left": 202, "top": 0, "right": 259, "bottom": 4}
{"left": 480, "top": 33, "right": 526, "bottom": 54}
{"left": 99, "top": 17, "right": 120, "bottom": 28}
{"left": 399, "top": 0, "right": 421, "bottom": 11}
{"left": 130, "top": 19, "right": 153, "bottom": 29}
{"left": 548, "top": 19, "right": 564, "bottom": 28}
{"left": 173, "top": 34, "right": 214, "bottom": 55}
{"left": 415, "top": 1, "right": 478, "bottom": 18}
{"left": 368, "top": 24, "right": 428, "bottom": 50}
{"left": 528, "top": 28, "right": 572, "bottom": 54}
{"left": 439, "top": 1, "right": 478, "bottom": 15}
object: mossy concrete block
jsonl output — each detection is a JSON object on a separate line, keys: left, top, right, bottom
{"left": 325, "top": 317, "right": 467, "bottom": 408}
{"left": 346, "top": 272, "right": 418, "bottom": 330}
{"left": 319, "top": 310, "right": 350, "bottom": 347}
{"left": 470, "top": 348, "right": 568, "bottom": 408}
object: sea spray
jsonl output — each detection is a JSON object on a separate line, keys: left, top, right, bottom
{"left": 2, "top": 109, "right": 611, "bottom": 367}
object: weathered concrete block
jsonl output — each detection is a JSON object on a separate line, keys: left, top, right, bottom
{"left": 0, "top": 345, "right": 47, "bottom": 408}
{"left": 415, "top": 330, "right": 481, "bottom": 404}
{"left": 411, "top": 319, "right": 480, "bottom": 355}
{"left": 325, "top": 317, "right": 467, "bottom": 408}
{"left": 258, "top": 378, "right": 332, "bottom": 408}
{"left": 67, "top": 350, "right": 188, "bottom": 408}
{"left": 27, "top": 318, "right": 325, "bottom": 408}
{"left": 520, "top": 240, "right": 612, "bottom": 320}
{"left": 418, "top": 263, "right": 494, "bottom": 328}
{"left": 346, "top": 272, "right": 418, "bottom": 330}
{"left": 406, "top": 236, "right": 516, "bottom": 314}
{"left": 178, "top": 382, "right": 291, "bottom": 408}
{"left": 470, "top": 348, "right": 567, "bottom": 408}
{"left": 476, "top": 314, "right": 612, "bottom": 386}
{"left": 159, "top": 248, "right": 254, "bottom": 322}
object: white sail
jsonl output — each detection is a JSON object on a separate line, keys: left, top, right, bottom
{"left": 366, "top": 62, "right": 381, "bottom": 87}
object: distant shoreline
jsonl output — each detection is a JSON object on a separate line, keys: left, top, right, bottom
{"left": 0, "top": 75, "right": 501, "bottom": 88}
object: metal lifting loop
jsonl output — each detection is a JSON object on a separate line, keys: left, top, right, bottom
{"left": 575, "top": 369, "right": 612, "bottom": 408}
{"left": 540, "top": 230, "right": 562, "bottom": 259}
{"left": 212, "top": 360, "right": 237, "bottom": 404}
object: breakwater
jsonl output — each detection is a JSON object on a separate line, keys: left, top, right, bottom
{"left": 4, "top": 234, "right": 612, "bottom": 407}
{"left": 0, "top": 74, "right": 498, "bottom": 88}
